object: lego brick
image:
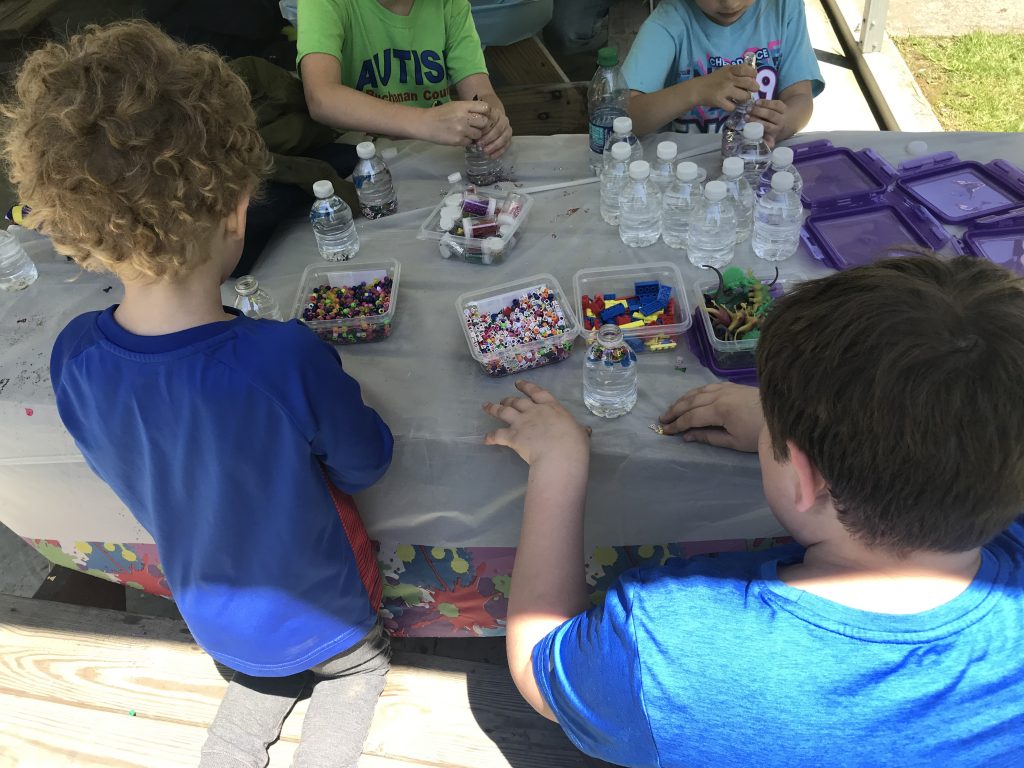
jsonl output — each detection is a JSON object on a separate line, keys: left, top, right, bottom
{"left": 634, "top": 280, "right": 659, "bottom": 301}
{"left": 657, "top": 285, "right": 673, "bottom": 304}
{"left": 603, "top": 293, "right": 617, "bottom": 300}
{"left": 621, "top": 320, "right": 645, "bottom": 329}
{"left": 640, "top": 300, "right": 666, "bottom": 316}
{"left": 625, "top": 337, "right": 646, "bottom": 353}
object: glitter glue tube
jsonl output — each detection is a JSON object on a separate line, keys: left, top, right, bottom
{"left": 462, "top": 216, "right": 499, "bottom": 238}
{"left": 439, "top": 233, "right": 463, "bottom": 259}
{"left": 501, "top": 192, "right": 526, "bottom": 219}
{"left": 461, "top": 195, "right": 497, "bottom": 217}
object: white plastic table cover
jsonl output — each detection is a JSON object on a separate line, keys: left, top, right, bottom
{"left": 2, "top": 130, "right": 1021, "bottom": 551}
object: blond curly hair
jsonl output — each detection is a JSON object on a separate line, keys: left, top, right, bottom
{"left": 1, "top": 21, "right": 271, "bottom": 281}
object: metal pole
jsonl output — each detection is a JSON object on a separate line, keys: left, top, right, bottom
{"left": 860, "top": 0, "right": 891, "bottom": 54}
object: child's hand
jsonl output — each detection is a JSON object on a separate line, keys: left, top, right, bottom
{"left": 695, "top": 63, "right": 758, "bottom": 112}
{"left": 659, "top": 383, "right": 763, "bottom": 452}
{"left": 422, "top": 100, "right": 492, "bottom": 147}
{"left": 483, "top": 381, "right": 591, "bottom": 466}
{"left": 479, "top": 103, "right": 512, "bottom": 158}
{"left": 749, "top": 99, "right": 788, "bottom": 147}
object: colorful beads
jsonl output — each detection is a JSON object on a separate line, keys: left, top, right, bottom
{"left": 301, "top": 277, "right": 394, "bottom": 345}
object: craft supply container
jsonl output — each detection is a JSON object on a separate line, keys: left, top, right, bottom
{"left": 419, "top": 189, "right": 534, "bottom": 265}
{"left": 291, "top": 260, "right": 400, "bottom": 345}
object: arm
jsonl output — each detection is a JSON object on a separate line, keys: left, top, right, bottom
{"left": 748, "top": 80, "right": 814, "bottom": 147}
{"left": 454, "top": 73, "right": 512, "bottom": 157}
{"left": 659, "top": 382, "right": 764, "bottom": 451}
{"left": 628, "top": 63, "right": 758, "bottom": 137}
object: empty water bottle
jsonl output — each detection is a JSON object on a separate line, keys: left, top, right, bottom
{"left": 618, "top": 160, "right": 662, "bottom": 248}
{"left": 721, "top": 50, "right": 759, "bottom": 158}
{"left": 353, "top": 141, "right": 398, "bottom": 219}
{"left": 650, "top": 141, "right": 678, "bottom": 190}
{"left": 310, "top": 180, "right": 360, "bottom": 261}
{"left": 718, "top": 156, "right": 754, "bottom": 242}
{"left": 756, "top": 146, "right": 803, "bottom": 199}
{"left": 739, "top": 122, "right": 771, "bottom": 187}
{"left": 753, "top": 171, "right": 803, "bottom": 262}
{"left": 584, "top": 324, "right": 638, "bottom": 419}
{"left": 602, "top": 116, "right": 643, "bottom": 169}
{"left": 661, "top": 161, "right": 703, "bottom": 250}
{"left": 687, "top": 180, "right": 736, "bottom": 269}
{"left": 588, "top": 47, "right": 630, "bottom": 175}
{"left": 0, "top": 229, "right": 38, "bottom": 292}
{"left": 233, "top": 275, "right": 283, "bottom": 320}
{"left": 600, "top": 141, "right": 633, "bottom": 226}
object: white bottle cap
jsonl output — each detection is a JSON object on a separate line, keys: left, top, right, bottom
{"left": 771, "top": 146, "right": 794, "bottom": 166}
{"left": 439, "top": 209, "right": 459, "bottom": 230}
{"left": 356, "top": 141, "right": 376, "bottom": 160}
{"left": 676, "top": 161, "right": 699, "bottom": 181}
{"left": 313, "top": 180, "right": 335, "bottom": 198}
{"left": 771, "top": 171, "right": 795, "bottom": 192}
{"left": 656, "top": 141, "right": 676, "bottom": 160}
{"left": 381, "top": 147, "right": 398, "bottom": 161}
{"left": 628, "top": 160, "right": 650, "bottom": 180}
{"left": 444, "top": 194, "right": 463, "bottom": 207}
{"left": 447, "top": 172, "right": 463, "bottom": 184}
{"left": 610, "top": 141, "right": 632, "bottom": 161}
{"left": 742, "top": 122, "right": 764, "bottom": 140}
{"left": 497, "top": 212, "right": 515, "bottom": 226}
{"left": 612, "top": 116, "right": 633, "bottom": 134}
{"left": 704, "top": 180, "right": 727, "bottom": 201}
{"left": 722, "top": 156, "right": 744, "bottom": 178}
{"left": 907, "top": 140, "right": 928, "bottom": 156}
{"left": 498, "top": 223, "right": 514, "bottom": 238}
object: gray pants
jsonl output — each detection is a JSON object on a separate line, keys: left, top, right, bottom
{"left": 199, "top": 621, "right": 390, "bottom": 768}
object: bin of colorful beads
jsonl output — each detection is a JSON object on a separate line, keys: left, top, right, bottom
{"left": 457, "top": 274, "right": 580, "bottom": 376}
{"left": 419, "top": 187, "right": 533, "bottom": 264}
{"left": 291, "top": 260, "right": 400, "bottom": 345}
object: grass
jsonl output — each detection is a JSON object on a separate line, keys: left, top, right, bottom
{"left": 894, "top": 32, "right": 1024, "bottom": 132}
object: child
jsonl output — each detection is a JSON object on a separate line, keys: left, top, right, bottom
{"left": 2, "top": 22, "right": 394, "bottom": 767}
{"left": 483, "top": 256, "right": 1024, "bottom": 766}
{"left": 622, "top": 0, "right": 824, "bottom": 144}
{"left": 297, "top": 0, "right": 513, "bottom": 157}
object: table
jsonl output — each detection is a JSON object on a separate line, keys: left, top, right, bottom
{"left": 3, "top": 130, "right": 1021, "bottom": 635}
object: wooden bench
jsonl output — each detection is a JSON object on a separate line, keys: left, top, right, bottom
{"left": 0, "top": 593, "right": 588, "bottom": 767}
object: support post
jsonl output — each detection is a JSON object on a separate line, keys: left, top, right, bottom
{"left": 859, "top": 0, "right": 891, "bottom": 53}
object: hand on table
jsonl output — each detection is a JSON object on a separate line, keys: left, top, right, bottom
{"left": 478, "top": 102, "right": 512, "bottom": 158}
{"left": 748, "top": 99, "right": 788, "bottom": 148}
{"left": 421, "top": 100, "right": 492, "bottom": 147}
{"left": 483, "top": 381, "right": 591, "bottom": 466}
{"left": 659, "top": 383, "right": 763, "bottom": 453}
{"left": 695, "top": 63, "right": 758, "bottom": 112}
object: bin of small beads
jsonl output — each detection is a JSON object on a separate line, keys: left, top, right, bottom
{"left": 418, "top": 187, "right": 533, "bottom": 264}
{"left": 291, "top": 260, "right": 400, "bottom": 345}
{"left": 457, "top": 274, "right": 580, "bottom": 376}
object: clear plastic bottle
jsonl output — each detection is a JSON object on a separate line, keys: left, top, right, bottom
{"left": 650, "top": 140, "right": 678, "bottom": 191}
{"left": 587, "top": 46, "right": 630, "bottom": 175}
{"left": 618, "top": 160, "right": 662, "bottom": 248}
{"left": 310, "top": 180, "right": 360, "bottom": 261}
{"left": 717, "top": 156, "right": 754, "bottom": 243}
{"left": 602, "top": 116, "right": 643, "bottom": 170}
{"left": 756, "top": 146, "right": 803, "bottom": 199}
{"left": 753, "top": 171, "right": 803, "bottom": 262}
{"left": 600, "top": 141, "right": 633, "bottom": 226}
{"left": 661, "top": 161, "right": 703, "bottom": 250}
{"left": 0, "top": 229, "right": 38, "bottom": 292}
{"left": 687, "top": 179, "right": 737, "bottom": 269}
{"left": 721, "top": 50, "right": 759, "bottom": 159}
{"left": 738, "top": 122, "right": 771, "bottom": 188}
{"left": 465, "top": 142, "right": 504, "bottom": 186}
{"left": 584, "top": 323, "right": 638, "bottom": 419}
{"left": 353, "top": 141, "right": 398, "bottom": 219}
{"left": 232, "top": 275, "right": 283, "bottom": 320}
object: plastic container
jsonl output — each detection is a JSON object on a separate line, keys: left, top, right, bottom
{"left": 418, "top": 189, "right": 533, "bottom": 264}
{"left": 291, "top": 260, "right": 400, "bottom": 344}
{"left": 721, "top": 50, "right": 758, "bottom": 158}
{"left": 573, "top": 262, "right": 692, "bottom": 354}
{"left": 661, "top": 161, "right": 703, "bottom": 250}
{"left": 894, "top": 153, "right": 1024, "bottom": 225}
{"left": 961, "top": 213, "right": 1024, "bottom": 275}
{"left": 790, "top": 139, "right": 895, "bottom": 210}
{"left": 756, "top": 145, "right": 803, "bottom": 199}
{"left": 457, "top": 274, "right": 580, "bottom": 376}
{"left": 739, "top": 121, "right": 771, "bottom": 187}
{"left": 650, "top": 140, "right": 678, "bottom": 190}
{"left": 600, "top": 140, "right": 633, "bottom": 225}
{"left": 717, "top": 156, "right": 754, "bottom": 243}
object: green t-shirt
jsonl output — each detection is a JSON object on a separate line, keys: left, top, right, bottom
{"left": 297, "top": 0, "right": 488, "bottom": 107}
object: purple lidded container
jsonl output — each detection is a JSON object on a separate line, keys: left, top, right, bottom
{"left": 894, "top": 153, "right": 1024, "bottom": 225}
{"left": 687, "top": 310, "right": 758, "bottom": 385}
{"left": 790, "top": 139, "right": 896, "bottom": 210}
{"left": 961, "top": 211, "right": 1024, "bottom": 275}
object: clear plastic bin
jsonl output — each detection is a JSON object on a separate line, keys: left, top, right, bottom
{"left": 457, "top": 273, "right": 580, "bottom": 376}
{"left": 573, "top": 262, "right": 692, "bottom": 354}
{"left": 291, "top": 260, "right": 400, "bottom": 345}
{"left": 418, "top": 189, "right": 534, "bottom": 265}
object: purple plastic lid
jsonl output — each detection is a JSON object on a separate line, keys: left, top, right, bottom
{"left": 790, "top": 139, "right": 895, "bottom": 210}
{"left": 688, "top": 310, "right": 758, "bottom": 385}
{"left": 962, "top": 215, "right": 1024, "bottom": 275}
{"left": 895, "top": 154, "right": 1024, "bottom": 225}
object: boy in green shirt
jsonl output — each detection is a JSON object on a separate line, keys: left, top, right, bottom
{"left": 298, "top": 0, "right": 512, "bottom": 157}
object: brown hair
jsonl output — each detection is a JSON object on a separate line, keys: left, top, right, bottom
{"left": 0, "top": 21, "right": 270, "bottom": 281}
{"left": 758, "top": 254, "right": 1024, "bottom": 553}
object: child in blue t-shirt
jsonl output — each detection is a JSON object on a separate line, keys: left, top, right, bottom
{"left": 483, "top": 256, "right": 1024, "bottom": 766}
{"left": 623, "top": 0, "right": 824, "bottom": 144}
{"left": 3, "top": 22, "right": 394, "bottom": 768}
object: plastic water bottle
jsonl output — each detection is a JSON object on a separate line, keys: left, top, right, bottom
{"left": 602, "top": 116, "right": 643, "bottom": 169}
{"left": 756, "top": 146, "right": 803, "bottom": 199}
{"left": 661, "top": 161, "right": 703, "bottom": 250}
{"left": 233, "top": 275, "right": 282, "bottom": 320}
{"left": 0, "top": 229, "right": 38, "bottom": 291}
{"left": 687, "top": 180, "right": 736, "bottom": 269}
{"left": 721, "top": 50, "right": 759, "bottom": 158}
{"left": 618, "top": 160, "right": 662, "bottom": 248}
{"left": 587, "top": 46, "right": 630, "bottom": 175}
{"left": 753, "top": 171, "right": 803, "bottom": 262}
{"left": 650, "top": 141, "right": 677, "bottom": 191}
{"left": 600, "top": 141, "right": 632, "bottom": 226}
{"left": 465, "top": 142, "right": 504, "bottom": 186}
{"left": 353, "top": 141, "right": 397, "bottom": 219}
{"left": 739, "top": 122, "right": 771, "bottom": 187}
{"left": 718, "top": 156, "right": 754, "bottom": 243}
{"left": 310, "top": 180, "right": 360, "bottom": 261}
{"left": 584, "top": 323, "right": 637, "bottom": 418}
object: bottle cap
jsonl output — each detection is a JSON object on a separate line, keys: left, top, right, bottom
{"left": 722, "top": 156, "right": 744, "bottom": 178}
{"left": 497, "top": 213, "right": 515, "bottom": 226}
{"left": 705, "top": 180, "right": 727, "bottom": 201}
{"left": 742, "top": 122, "right": 764, "bottom": 140}
{"left": 312, "top": 180, "right": 335, "bottom": 198}
{"left": 907, "top": 140, "right": 928, "bottom": 156}
{"left": 234, "top": 275, "right": 259, "bottom": 296}
{"left": 444, "top": 194, "right": 463, "bottom": 207}
{"left": 597, "top": 47, "right": 618, "bottom": 67}
{"left": 498, "top": 223, "right": 514, "bottom": 238}
{"left": 771, "top": 146, "right": 794, "bottom": 166}
{"left": 628, "top": 160, "right": 650, "bottom": 180}
{"left": 610, "top": 141, "right": 632, "bottom": 161}
{"left": 656, "top": 141, "right": 676, "bottom": 160}
{"left": 447, "top": 172, "right": 462, "bottom": 184}
{"left": 676, "top": 161, "right": 699, "bottom": 181}
{"left": 356, "top": 141, "right": 376, "bottom": 160}
{"left": 771, "top": 171, "right": 795, "bottom": 192}
{"left": 381, "top": 147, "right": 398, "bottom": 161}
{"left": 612, "top": 116, "right": 632, "bottom": 135}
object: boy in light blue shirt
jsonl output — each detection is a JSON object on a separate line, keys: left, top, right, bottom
{"left": 623, "top": 0, "right": 824, "bottom": 143}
